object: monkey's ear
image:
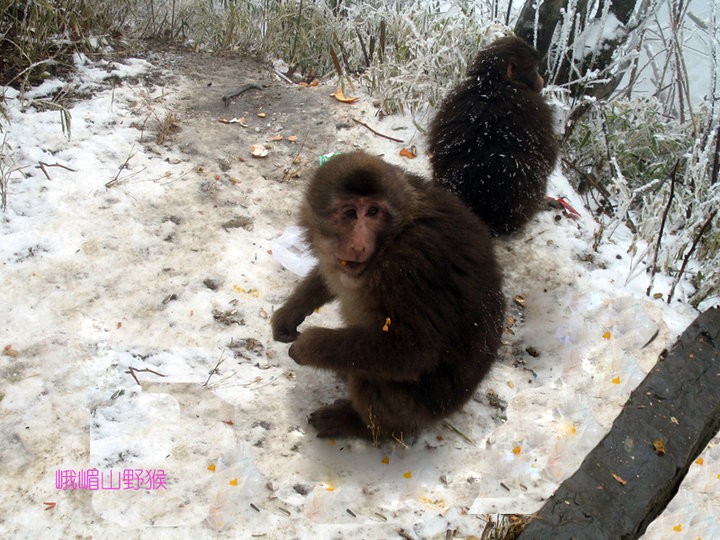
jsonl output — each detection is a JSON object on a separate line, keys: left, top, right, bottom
{"left": 506, "top": 61, "right": 517, "bottom": 81}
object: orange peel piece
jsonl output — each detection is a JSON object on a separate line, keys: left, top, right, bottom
{"left": 332, "top": 88, "right": 360, "bottom": 103}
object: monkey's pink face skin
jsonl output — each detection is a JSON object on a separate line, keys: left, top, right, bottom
{"left": 329, "top": 198, "right": 389, "bottom": 275}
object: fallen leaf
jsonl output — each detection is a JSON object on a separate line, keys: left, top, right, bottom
{"left": 612, "top": 376, "right": 621, "bottom": 384}
{"left": 257, "top": 112, "right": 266, "bottom": 118}
{"left": 507, "top": 380, "right": 515, "bottom": 388}
{"left": 611, "top": 473, "right": 627, "bottom": 485}
{"left": 44, "top": 502, "right": 56, "bottom": 511}
{"left": 268, "top": 135, "right": 283, "bottom": 142}
{"left": 250, "top": 144, "right": 269, "bottom": 157}
{"left": 695, "top": 457, "right": 704, "bottom": 465}
{"left": 381, "top": 456, "right": 389, "bottom": 464}
{"left": 603, "top": 331, "right": 611, "bottom": 339}
{"left": 514, "top": 295, "right": 525, "bottom": 308}
{"left": 208, "top": 464, "right": 216, "bottom": 471}
{"left": 308, "top": 79, "right": 319, "bottom": 87}
{"left": 512, "top": 445, "right": 521, "bottom": 455}
{"left": 673, "top": 524, "right": 682, "bottom": 532}
{"left": 403, "top": 471, "right": 412, "bottom": 479}
{"left": 653, "top": 439, "right": 666, "bottom": 455}
{"left": 332, "top": 88, "right": 360, "bottom": 103}
{"left": 399, "top": 148, "right": 416, "bottom": 159}
{"left": 230, "top": 478, "right": 238, "bottom": 486}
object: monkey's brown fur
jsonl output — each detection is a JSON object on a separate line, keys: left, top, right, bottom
{"left": 428, "top": 35, "right": 559, "bottom": 235}
{"left": 272, "top": 151, "right": 504, "bottom": 441}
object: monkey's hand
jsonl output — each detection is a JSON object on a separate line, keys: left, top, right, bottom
{"left": 271, "top": 306, "right": 304, "bottom": 343}
{"left": 287, "top": 327, "right": 327, "bottom": 366}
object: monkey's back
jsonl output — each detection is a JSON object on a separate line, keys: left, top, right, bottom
{"left": 367, "top": 182, "right": 505, "bottom": 416}
{"left": 428, "top": 77, "right": 559, "bottom": 234}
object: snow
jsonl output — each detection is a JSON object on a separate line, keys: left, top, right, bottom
{"left": 1, "top": 53, "right": 718, "bottom": 539}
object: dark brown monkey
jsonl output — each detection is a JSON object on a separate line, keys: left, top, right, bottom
{"left": 428, "top": 35, "right": 559, "bottom": 235}
{"left": 271, "top": 151, "right": 504, "bottom": 441}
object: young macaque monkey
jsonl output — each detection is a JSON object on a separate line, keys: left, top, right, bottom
{"left": 428, "top": 35, "right": 559, "bottom": 235}
{"left": 271, "top": 151, "right": 504, "bottom": 441}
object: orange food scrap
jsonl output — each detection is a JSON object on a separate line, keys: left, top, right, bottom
{"left": 603, "top": 331, "right": 611, "bottom": 339}
{"left": 257, "top": 112, "right": 266, "bottom": 118}
{"left": 653, "top": 439, "right": 666, "bottom": 455}
{"left": 208, "top": 463, "right": 216, "bottom": 471}
{"left": 512, "top": 446, "right": 521, "bottom": 455}
{"left": 230, "top": 478, "right": 238, "bottom": 486}
{"left": 612, "top": 376, "right": 621, "bottom": 384}
{"left": 403, "top": 471, "right": 412, "bottom": 479}
{"left": 332, "top": 88, "right": 360, "bottom": 103}
{"left": 611, "top": 473, "right": 627, "bottom": 485}
{"left": 507, "top": 380, "right": 515, "bottom": 388}
{"left": 695, "top": 457, "right": 704, "bottom": 465}
{"left": 287, "top": 135, "right": 298, "bottom": 142}
{"left": 382, "top": 317, "right": 391, "bottom": 332}
{"left": 399, "top": 148, "right": 416, "bottom": 159}
{"left": 340, "top": 260, "right": 348, "bottom": 266}
{"left": 381, "top": 456, "right": 389, "bottom": 464}
{"left": 673, "top": 524, "right": 682, "bottom": 532}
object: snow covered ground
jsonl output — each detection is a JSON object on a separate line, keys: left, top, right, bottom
{"left": 1, "top": 51, "right": 717, "bottom": 539}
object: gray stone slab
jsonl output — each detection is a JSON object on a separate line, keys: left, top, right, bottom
{"left": 519, "top": 307, "right": 720, "bottom": 540}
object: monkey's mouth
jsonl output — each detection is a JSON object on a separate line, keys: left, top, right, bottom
{"left": 338, "top": 258, "right": 366, "bottom": 273}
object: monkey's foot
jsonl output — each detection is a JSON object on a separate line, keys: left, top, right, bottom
{"left": 308, "top": 399, "right": 370, "bottom": 439}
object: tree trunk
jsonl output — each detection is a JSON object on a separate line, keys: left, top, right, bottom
{"left": 514, "top": 0, "right": 641, "bottom": 99}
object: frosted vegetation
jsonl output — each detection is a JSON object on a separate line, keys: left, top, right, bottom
{"left": 1, "top": 0, "right": 719, "bottom": 308}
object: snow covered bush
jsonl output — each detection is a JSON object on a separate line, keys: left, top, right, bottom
{"left": 565, "top": 98, "right": 719, "bottom": 307}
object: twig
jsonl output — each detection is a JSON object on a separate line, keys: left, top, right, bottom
{"left": 443, "top": 421, "right": 476, "bottom": 446}
{"left": 203, "top": 352, "right": 226, "bottom": 387}
{"left": 126, "top": 366, "right": 167, "bottom": 386}
{"left": 667, "top": 209, "right": 717, "bottom": 304}
{"left": 711, "top": 123, "right": 720, "bottom": 185}
{"left": 273, "top": 69, "right": 294, "bottom": 85}
{"left": 106, "top": 151, "right": 136, "bottom": 188}
{"left": 647, "top": 160, "right": 679, "bottom": 296}
{"left": 36, "top": 161, "right": 76, "bottom": 180}
{"left": 561, "top": 157, "right": 612, "bottom": 200}
{"left": 351, "top": 118, "right": 403, "bottom": 143}
{"left": 391, "top": 433, "right": 408, "bottom": 449}
{"left": 356, "top": 29, "right": 370, "bottom": 67}
{"left": 289, "top": 0, "right": 305, "bottom": 64}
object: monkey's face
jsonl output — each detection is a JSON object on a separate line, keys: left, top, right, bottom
{"left": 532, "top": 68, "right": 544, "bottom": 92}
{"left": 321, "top": 197, "right": 389, "bottom": 277}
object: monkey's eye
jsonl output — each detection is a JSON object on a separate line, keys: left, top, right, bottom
{"left": 366, "top": 206, "right": 380, "bottom": 217}
{"left": 344, "top": 208, "right": 358, "bottom": 219}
